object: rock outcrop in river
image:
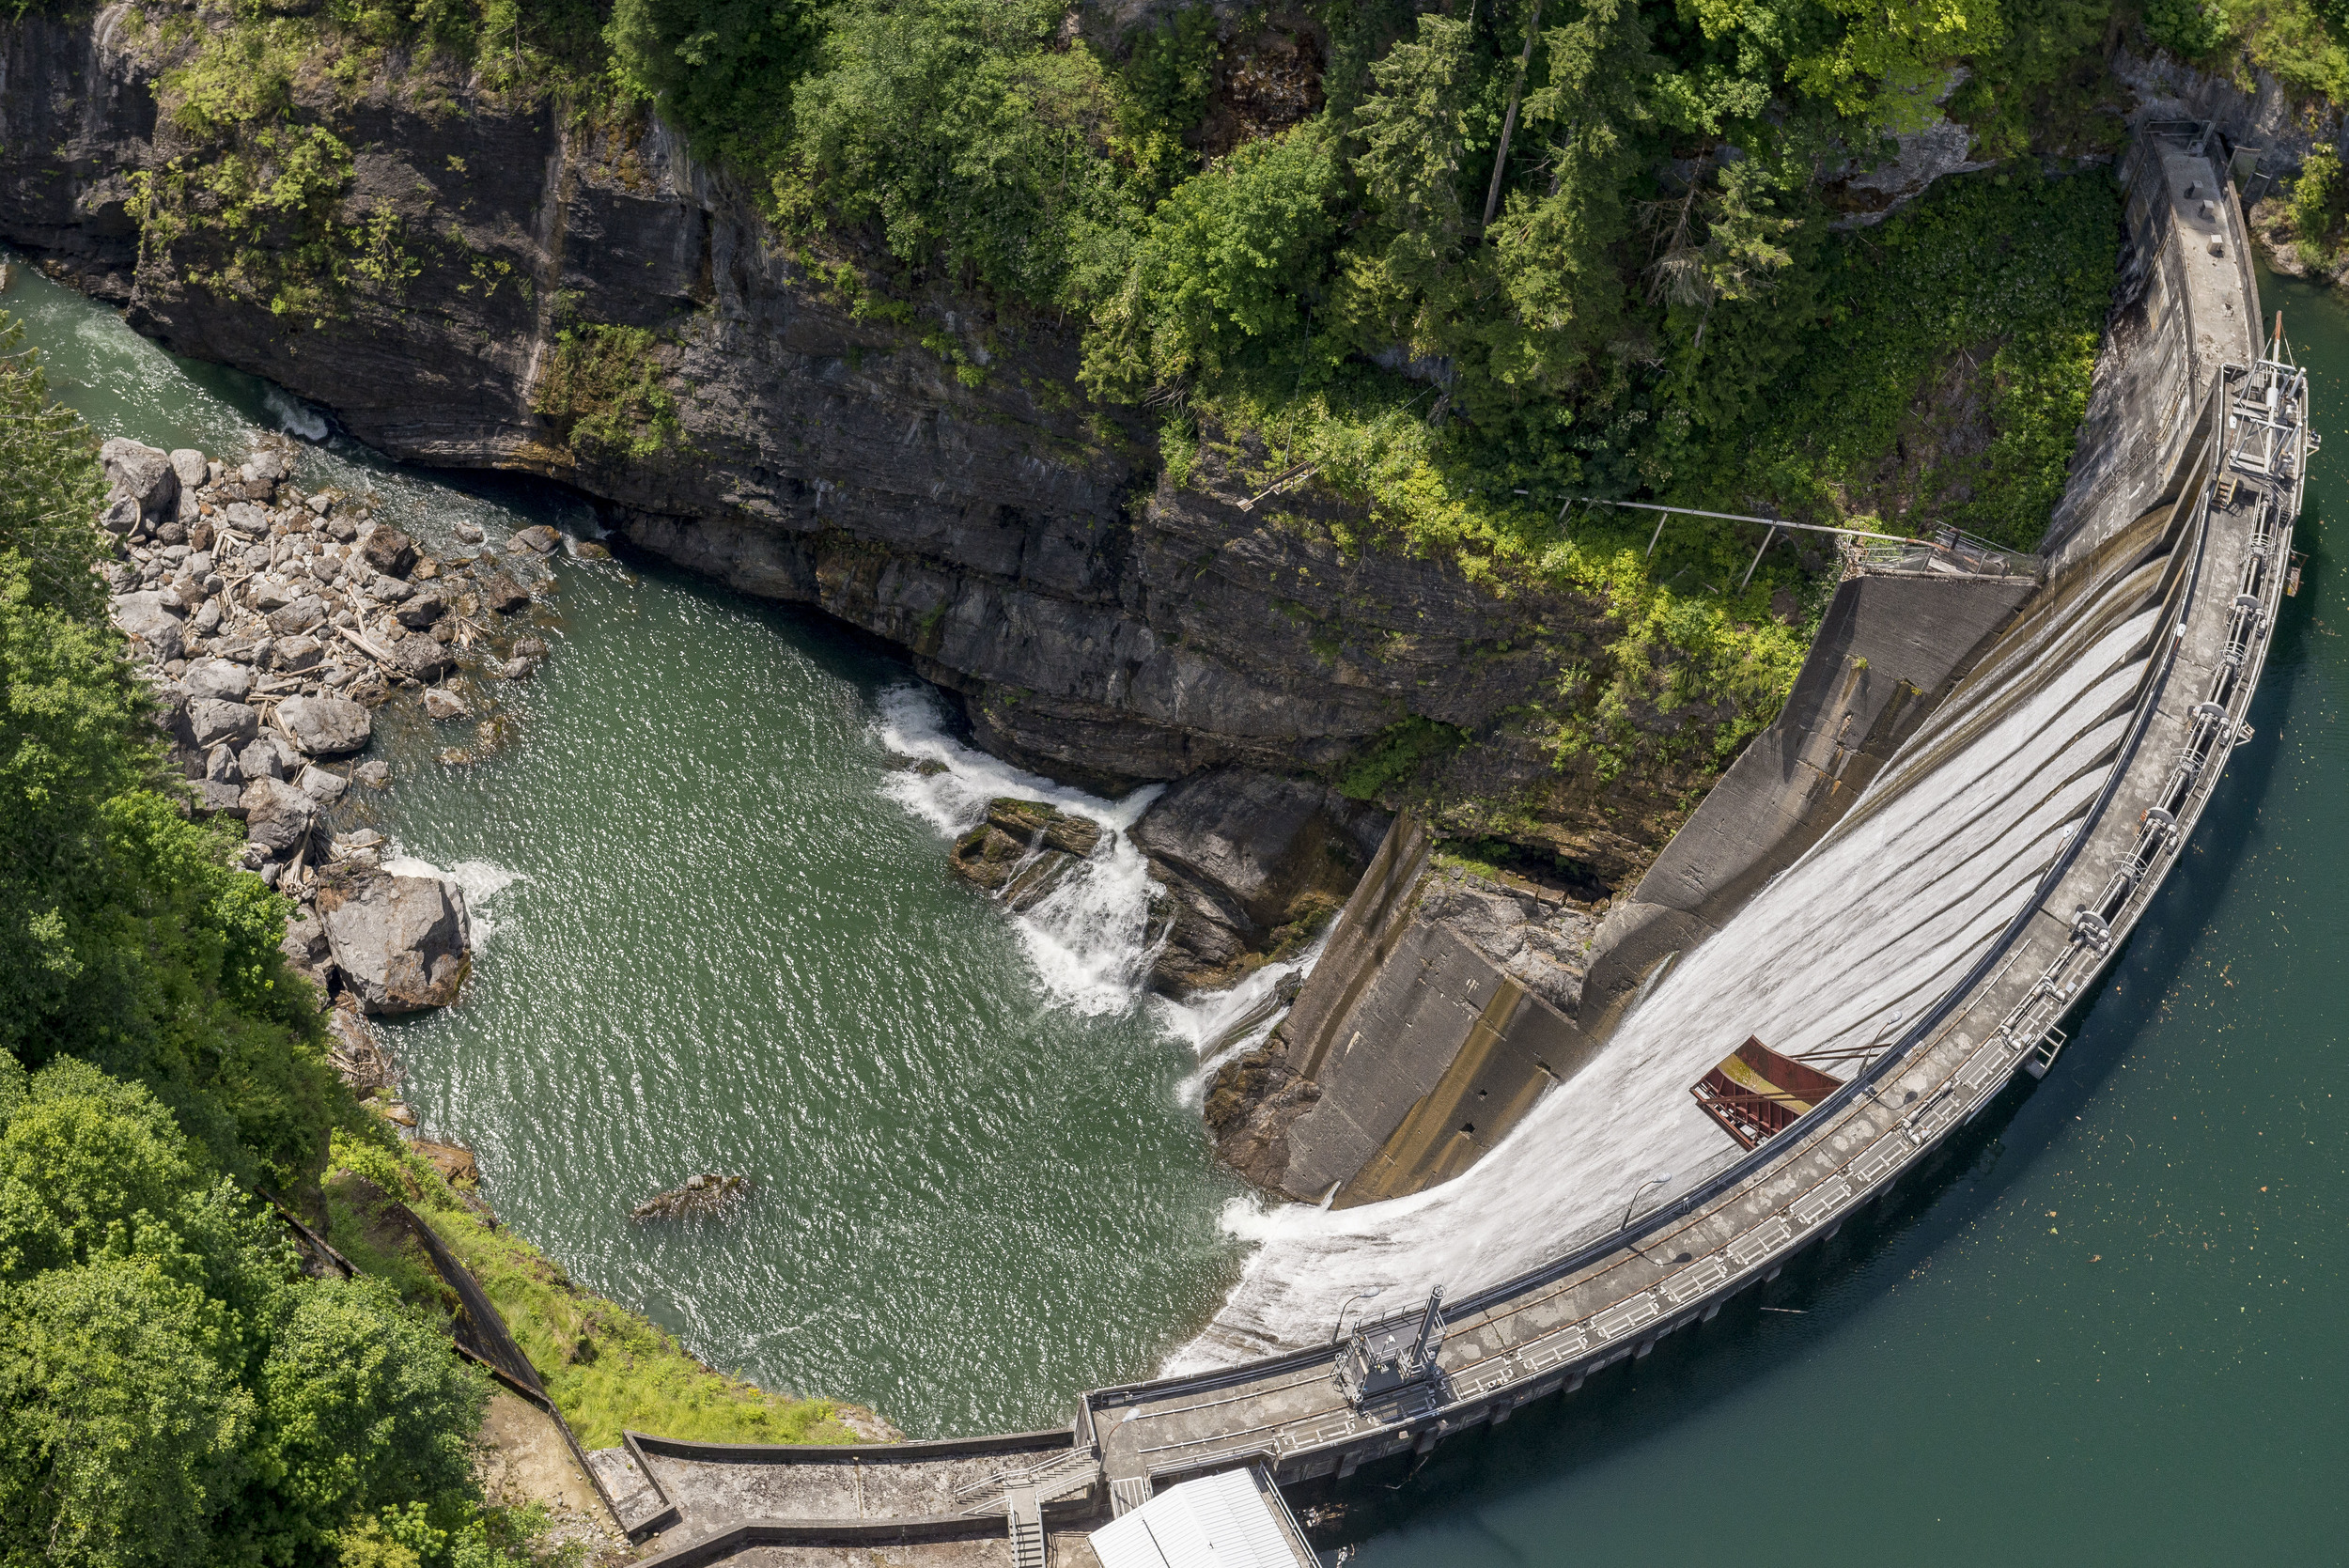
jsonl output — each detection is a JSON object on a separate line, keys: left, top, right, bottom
{"left": 1, "top": 5, "right": 1749, "bottom": 888}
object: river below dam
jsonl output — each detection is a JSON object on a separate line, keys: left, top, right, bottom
{"left": 10, "top": 247, "right": 2343, "bottom": 1561}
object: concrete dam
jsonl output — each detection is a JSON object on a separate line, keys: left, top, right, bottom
{"left": 479, "top": 123, "right": 2304, "bottom": 1565}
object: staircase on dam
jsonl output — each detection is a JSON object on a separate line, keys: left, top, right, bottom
{"left": 584, "top": 118, "right": 2303, "bottom": 1568}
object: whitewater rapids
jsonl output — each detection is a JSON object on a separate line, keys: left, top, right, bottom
{"left": 1168, "top": 600, "right": 2163, "bottom": 1370}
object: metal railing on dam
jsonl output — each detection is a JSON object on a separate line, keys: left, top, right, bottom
{"left": 621, "top": 122, "right": 2306, "bottom": 1565}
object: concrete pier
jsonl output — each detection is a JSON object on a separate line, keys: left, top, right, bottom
{"left": 621, "top": 123, "right": 2301, "bottom": 1567}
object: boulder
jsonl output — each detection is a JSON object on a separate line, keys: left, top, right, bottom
{"left": 314, "top": 866, "right": 471, "bottom": 1014}
{"left": 476, "top": 573, "right": 531, "bottom": 613}
{"left": 235, "top": 735, "right": 285, "bottom": 782}
{"left": 203, "top": 742, "right": 242, "bottom": 783}
{"left": 185, "top": 698, "right": 260, "bottom": 750}
{"left": 630, "top": 1173, "right": 750, "bottom": 1221}
{"left": 352, "top": 759, "right": 392, "bottom": 788}
{"left": 276, "top": 694, "right": 372, "bottom": 756}
{"left": 110, "top": 590, "right": 185, "bottom": 662}
{"left": 100, "top": 496, "right": 140, "bottom": 536}
{"left": 422, "top": 688, "right": 471, "bottom": 721}
{"left": 511, "top": 635, "right": 549, "bottom": 660}
{"left": 189, "top": 779, "right": 247, "bottom": 816}
{"left": 279, "top": 906, "right": 336, "bottom": 991}
{"left": 222, "top": 501, "right": 270, "bottom": 536}
{"left": 948, "top": 798, "right": 1104, "bottom": 913}
{"left": 1131, "top": 769, "right": 1392, "bottom": 993}
{"left": 191, "top": 598, "right": 223, "bottom": 634}
{"left": 241, "top": 775, "right": 319, "bottom": 857}
{"left": 394, "top": 591, "right": 443, "bottom": 629}
{"left": 296, "top": 764, "right": 348, "bottom": 803}
{"left": 390, "top": 634, "right": 455, "bottom": 682}
{"left": 169, "top": 449, "right": 210, "bottom": 492}
{"left": 359, "top": 523, "right": 417, "bottom": 578}
{"left": 267, "top": 595, "right": 326, "bottom": 636}
{"left": 183, "top": 658, "right": 253, "bottom": 701}
{"left": 100, "top": 437, "right": 178, "bottom": 519}
{"left": 251, "top": 577, "right": 301, "bottom": 611}
{"left": 509, "top": 524, "right": 560, "bottom": 554}
{"left": 272, "top": 634, "right": 324, "bottom": 672}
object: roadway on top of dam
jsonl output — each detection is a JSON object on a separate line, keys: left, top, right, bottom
{"left": 605, "top": 123, "right": 2303, "bottom": 1568}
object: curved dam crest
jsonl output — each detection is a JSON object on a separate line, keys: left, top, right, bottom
{"left": 2, "top": 75, "right": 2323, "bottom": 1563}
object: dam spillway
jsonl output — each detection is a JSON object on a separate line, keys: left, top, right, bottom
{"left": 585, "top": 122, "right": 2310, "bottom": 1566}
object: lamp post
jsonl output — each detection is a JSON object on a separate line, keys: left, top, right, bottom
{"left": 1330, "top": 1286, "right": 1385, "bottom": 1344}
{"left": 1620, "top": 1172, "right": 1673, "bottom": 1234}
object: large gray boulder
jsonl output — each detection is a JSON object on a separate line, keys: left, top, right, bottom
{"left": 183, "top": 658, "right": 253, "bottom": 702}
{"left": 389, "top": 634, "right": 455, "bottom": 682}
{"left": 241, "top": 775, "right": 318, "bottom": 857}
{"left": 275, "top": 694, "right": 372, "bottom": 756}
{"left": 109, "top": 591, "right": 185, "bottom": 663}
{"left": 314, "top": 866, "right": 471, "bottom": 1014}
{"left": 100, "top": 437, "right": 178, "bottom": 519}
{"left": 169, "top": 449, "right": 209, "bottom": 492}
{"left": 185, "top": 698, "right": 260, "bottom": 751}
{"left": 266, "top": 595, "right": 326, "bottom": 636}
{"left": 1132, "top": 768, "right": 1392, "bottom": 993}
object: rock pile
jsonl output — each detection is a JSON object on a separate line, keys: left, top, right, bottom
{"left": 90, "top": 434, "right": 562, "bottom": 1034}
{"left": 629, "top": 1173, "right": 751, "bottom": 1221}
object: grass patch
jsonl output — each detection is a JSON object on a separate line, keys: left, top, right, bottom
{"left": 324, "top": 1129, "right": 868, "bottom": 1450}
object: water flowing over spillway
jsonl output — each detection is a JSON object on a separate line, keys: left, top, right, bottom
{"left": 1176, "top": 579, "right": 2170, "bottom": 1367}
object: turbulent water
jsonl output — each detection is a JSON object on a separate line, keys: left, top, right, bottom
{"left": 18, "top": 248, "right": 2341, "bottom": 1562}
{"left": 1178, "top": 566, "right": 2166, "bottom": 1365}
{"left": 3, "top": 256, "right": 1267, "bottom": 1436}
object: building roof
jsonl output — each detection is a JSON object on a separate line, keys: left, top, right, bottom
{"left": 1088, "top": 1466, "right": 1315, "bottom": 1568}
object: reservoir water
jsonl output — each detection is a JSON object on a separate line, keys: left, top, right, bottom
{"left": 10, "top": 249, "right": 2341, "bottom": 1560}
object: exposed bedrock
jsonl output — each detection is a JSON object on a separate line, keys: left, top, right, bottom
{"left": 3, "top": 5, "right": 1731, "bottom": 882}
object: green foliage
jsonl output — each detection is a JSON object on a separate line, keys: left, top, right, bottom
{"left": 2290, "top": 144, "right": 2343, "bottom": 259}
{"left": 607, "top": 0, "right": 824, "bottom": 171}
{"left": 0, "top": 1060, "right": 498, "bottom": 1568}
{"left": 324, "top": 1132, "right": 865, "bottom": 1449}
{"left": 1339, "top": 716, "right": 1469, "bottom": 801}
{"left": 1080, "top": 123, "right": 1341, "bottom": 400}
{"left": 0, "top": 321, "right": 336, "bottom": 1186}
{"left": 1696, "top": 169, "right": 2122, "bottom": 549}
{"left": 532, "top": 322, "right": 683, "bottom": 461}
{"left": 781, "top": 0, "right": 1133, "bottom": 302}
{"left": 2145, "top": 0, "right": 2229, "bottom": 54}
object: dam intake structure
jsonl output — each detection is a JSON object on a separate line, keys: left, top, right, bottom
{"left": 587, "top": 122, "right": 2307, "bottom": 1567}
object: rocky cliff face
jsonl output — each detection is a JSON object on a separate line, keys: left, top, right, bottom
{"left": 1, "top": 4, "right": 1728, "bottom": 885}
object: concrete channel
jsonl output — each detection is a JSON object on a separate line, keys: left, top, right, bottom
{"left": 608, "top": 122, "right": 2305, "bottom": 1567}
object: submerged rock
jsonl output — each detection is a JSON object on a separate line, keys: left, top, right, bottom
{"left": 630, "top": 1172, "right": 750, "bottom": 1221}
{"left": 314, "top": 865, "right": 472, "bottom": 1014}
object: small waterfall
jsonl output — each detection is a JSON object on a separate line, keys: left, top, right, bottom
{"left": 874, "top": 685, "right": 1170, "bottom": 1017}
{"left": 1168, "top": 586, "right": 2168, "bottom": 1370}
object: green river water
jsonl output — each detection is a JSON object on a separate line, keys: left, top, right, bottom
{"left": 9, "top": 250, "right": 2343, "bottom": 1563}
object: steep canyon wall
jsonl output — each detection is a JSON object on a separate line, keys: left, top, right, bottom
{"left": 0, "top": 6, "right": 1726, "bottom": 882}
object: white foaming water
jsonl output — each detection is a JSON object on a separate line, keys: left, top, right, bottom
{"left": 874, "top": 684, "right": 1171, "bottom": 1016}
{"left": 1168, "top": 601, "right": 2165, "bottom": 1370}
{"left": 382, "top": 851, "right": 521, "bottom": 946}
{"left": 263, "top": 384, "right": 331, "bottom": 442}
{"left": 1161, "top": 932, "right": 1332, "bottom": 1108}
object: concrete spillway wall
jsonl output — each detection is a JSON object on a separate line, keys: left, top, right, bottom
{"left": 1217, "top": 123, "right": 2273, "bottom": 1214}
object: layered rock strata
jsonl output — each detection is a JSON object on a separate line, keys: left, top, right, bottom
{"left": 5, "top": 5, "right": 1747, "bottom": 883}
